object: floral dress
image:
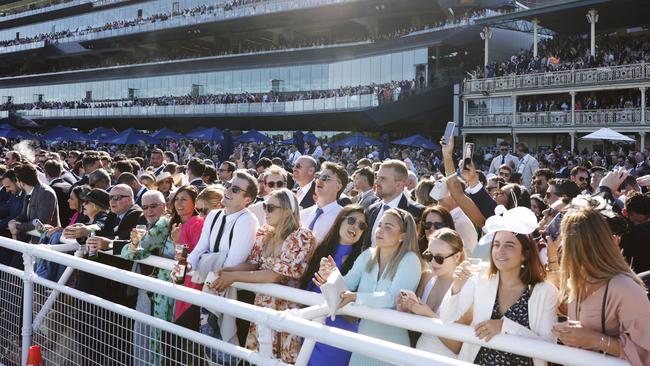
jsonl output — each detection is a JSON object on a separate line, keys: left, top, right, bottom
{"left": 245, "top": 225, "right": 316, "bottom": 363}
{"left": 121, "top": 216, "right": 175, "bottom": 364}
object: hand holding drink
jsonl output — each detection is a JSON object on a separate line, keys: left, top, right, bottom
{"left": 468, "top": 258, "right": 482, "bottom": 274}
{"left": 173, "top": 244, "right": 189, "bottom": 284}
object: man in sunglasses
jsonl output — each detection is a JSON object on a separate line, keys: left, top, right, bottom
{"left": 544, "top": 178, "right": 580, "bottom": 206}
{"left": 293, "top": 155, "right": 318, "bottom": 209}
{"left": 488, "top": 141, "right": 519, "bottom": 175}
{"left": 218, "top": 161, "right": 236, "bottom": 184}
{"left": 300, "top": 162, "right": 346, "bottom": 244}
{"left": 531, "top": 168, "right": 555, "bottom": 196}
{"left": 570, "top": 166, "right": 590, "bottom": 194}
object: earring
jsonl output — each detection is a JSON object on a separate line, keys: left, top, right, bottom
{"left": 521, "top": 263, "right": 525, "bottom": 269}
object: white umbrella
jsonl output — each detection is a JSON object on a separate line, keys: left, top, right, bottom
{"left": 580, "top": 127, "right": 636, "bottom": 142}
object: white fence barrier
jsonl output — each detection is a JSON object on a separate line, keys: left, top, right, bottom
{"left": 0, "top": 235, "right": 630, "bottom": 366}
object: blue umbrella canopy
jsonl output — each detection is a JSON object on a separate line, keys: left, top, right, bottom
{"left": 151, "top": 127, "right": 185, "bottom": 140}
{"left": 304, "top": 132, "right": 318, "bottom": 144}
{"left": 234, "top": 129, "right": 272, "bottom": 144}
{"left": 331, "top": 133, "right": 382, "bottom": 148}
{"left": 102, "top": 128, "right": 161, "bottom": 145}
{"left": 0, "top": 126, "right": 39, "bottom": 140}
{"left": 280, "top": 137, "right": 295, "bottom": 145}
{"left": 293, "top": 131, "right": 304, "bottom": 153}
{"left": 186, "top": 127, "right": 223, "bottom": 141}
{"left": 89, "top": 127, "right": 118, "bottom": 140}
{"left": 392, "top": 134, "right": 441, "bottom": 151}
{"left": 43, "top": 125, "right": 89, "bottom": 142}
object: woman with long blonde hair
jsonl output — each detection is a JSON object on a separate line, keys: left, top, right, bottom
{"left": 210, "top": 188, "right": 316, "bottom": 363}
{"left": 552, "top": 206, "right": 649, "bottom": 366}
{"left": 314, "top": 208, "right": 424, "bottom": 366}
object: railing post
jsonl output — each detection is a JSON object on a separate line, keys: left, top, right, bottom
{"left": 257, "top": 320, "right": 274, "bottom": 364}
{"left": 21, "top": 251, "right": 34, "bottom": 366}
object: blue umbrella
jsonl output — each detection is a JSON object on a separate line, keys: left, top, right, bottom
{"left": 331, "top": 133, "right": 382, "bottom": 148}
{"left": 151, "top": 127, "right": 184, "bottom": 140}
{"left": 304, "top": 132, "right": 318, "bottom": 144}
{"left": 280, "top": 137, "right": 294, "bottom": 145}
{"left": 220, "top": 129, "right": 233, "bottom": 163}
{"left": 186, "top": 127, "right": 223, "bottom": 141}
{"left": 392, "top": 134, "right": 441, "bottom": 151}
{"left": 293, "top": 131, "right": 304, "bottom": 153}
{"left": 89, "top": 127, "right": 118, "bottom": 140}
{"left": 43, "top": 125, "right": 89, "bottom": 142}
{"left": 0, "top": 126, "right": 39, "bottom": 140}
{"left": 102, "top": 128, "right": 161, "bottom": 145}
{"left": 234, "top": 129, "right": 272, "bottom": 144}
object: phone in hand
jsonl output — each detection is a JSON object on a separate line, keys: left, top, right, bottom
{"left": 545, "top": 212, "right": 564, "bottom": 241}
{"left": 443, "top": 122, "right": 455, "bottom": 145}
{"left": 462, "top": 142, "right": 475, "bottom": 170}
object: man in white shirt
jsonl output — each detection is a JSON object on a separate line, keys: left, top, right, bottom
{"left": 311, "top": 140, "right": 323, "bottom": 160}
{"left": 488, "top": 141, "right": 519, "bottom": 174}
{"left": 287, "top": 145, "right": 301, "bottom": 167}
{"left": 515, "top": 142, "right": 539, "bottom": 190}
{"left": 300, "top": 162, "right": 346, "bottom": 244}
{"left": 293, "top": 155, "right": 318, "bottom": 209}
{"left": 352, "top": 167, "right": 377, "bottom": 210}
{"left": 186, "top": 170, "right": 259, "bottom": 272}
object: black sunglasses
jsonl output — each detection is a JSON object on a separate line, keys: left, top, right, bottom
{"left": 262, "top": 203, "right": 281, "bottom": 213}
{"left": 422, "top": 250, "right": 458, "bottom": 265}
{"left": 223, "top": 181, "right": 244, "bottom": 194}
{"left": 343, "top": 216, "right": 368, "bottom": 231}
{"left": 423, "top": 221, "right": 445, "bottom": 231}
{"left": 265, "top": 181, "right": 285, "bottom": 188}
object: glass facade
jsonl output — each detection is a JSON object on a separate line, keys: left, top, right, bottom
{"left": 0, "top": 48, "right": 428, "bottom": 103}
{"left": 467, "top": 97, "right": 512, "bottom": 115}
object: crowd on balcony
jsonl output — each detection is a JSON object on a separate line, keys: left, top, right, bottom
{"left": 0, "top": 79, "right": 419, "bottom": 112}
{"left": 516, "top": 90, "right": 647, "bottom": 113}
{"left": 469, "top": 33, "right": 650, "bottom": 79}
{"left": 0, "top": 126, "right": 648, "bottom": 365}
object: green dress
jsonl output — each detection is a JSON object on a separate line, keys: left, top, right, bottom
{"left": 121, "top": 216, "right": 176, "bottom": 364}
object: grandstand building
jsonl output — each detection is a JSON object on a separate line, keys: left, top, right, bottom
{"left": 0, "top": 0, "right": 525, "bottom": 134}
{"left": 461, "top": 0, "right": 650, "bottom": 153}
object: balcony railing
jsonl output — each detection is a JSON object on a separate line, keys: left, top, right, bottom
{"left": 464, "top": 108, "right": 648, "bottom": 128}
{"left": 15, "top": 94, "right": 378, "bottom": 119}
{"left": 463, "top": 63, "right": 649, "bottom": 94}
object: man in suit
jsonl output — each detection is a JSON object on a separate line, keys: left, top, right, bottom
{"left": 148, "top": 148, "right": 167, "bottom": 177}
{"left": 187, "top": 158, "right": 208, "bottom": 192}
{"left": 366, "top": 160, "right": 424, "bottom": 248}
{"left": 256, "top": 143, "right": 272, "bottom": 163}
{"left": 71, "top": 153, "right": 103, "bottom": 191}
{"left": 9, "top": 163, "right": 60, "bottom": 243}
{"left": 117, "top": 172, "right": 148, "bottom": 207}
{"left": 488, "top": 141, "right": 519, "bottom": 174}
{"left": 0, "top": 170, "right": 24, "bottom": 265}
{"left": 293, "top": 155, "right": 317, "bottom": 209}
{"left": 353, "top": 167, "right": 378, "bottom": 210}
{"left": 515, "top": 142, "right": 539, "bottom": 190}
{"left": 43, "top": 159, "right": 73, "bottom": 225}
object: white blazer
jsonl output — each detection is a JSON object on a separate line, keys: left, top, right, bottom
{"left": 440, "top": 272, "right": 559, "bottom": 366}
{"left": 488, "top": 154, "right": 520, "bottom": 174}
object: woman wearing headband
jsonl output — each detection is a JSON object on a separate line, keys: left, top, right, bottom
{"left": 210, "top": 188, "right": 316, "bottom": 363}
{"left": 299, "top": 205, "right": 369, "bottom": 366}
{"left": 397, "top": 228, "right": 466, "bottom": 358}
{"left": 314, "top": 208, "right": 424, "bottom": 366}
{"left": 440, "top": 206, "right": 559, "bottom": 366}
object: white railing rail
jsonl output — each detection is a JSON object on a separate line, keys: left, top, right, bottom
{"left": 4, "top": 234, "right": 630, "bottom": 366}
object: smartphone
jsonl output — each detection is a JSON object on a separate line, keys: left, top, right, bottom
{"left": 557, "top": 315, "right": 568, "bottom": 323}
{"left": 545, "top": 212, "right": 564, "bottom": 241}
{"left": 443, "top": 122, "right": 455, "bottom": 145}
{"left": 462, "top": 142, "right": 475, "bottom": 170}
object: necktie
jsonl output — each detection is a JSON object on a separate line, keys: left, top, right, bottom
{"left": 308, "top": 208, "right": 324, "bottom": 231}
{"left": 23, "top": 194, "right": 31, "bottom": 217}
{"left": 212, "top": 214, "right": 227, "bottom": 253}
{"left": 500, "top": 155, "right": 504, "bottom": 166}
{"left": 383, "top": 204, "right": 391, "bottom": 213}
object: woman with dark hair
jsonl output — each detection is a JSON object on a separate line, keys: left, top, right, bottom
{"left": 417, "top": 205, "right": 455, "bottom": 253}
{"left": 299, "top": 205, "right": 369, "bottom": 366}
{"left": 441, "top": 206, "right": 559, "bottom": 366}
{"left": 529, "top": 194, "right": 548, "bottom": 220}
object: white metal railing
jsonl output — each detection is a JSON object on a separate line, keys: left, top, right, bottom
{"left": 464, "top": 108, "right": 647, "bottom": 128}
{"left": 17, "top": 233, "right": 630, "bottom": 366}
{"left": 464, "top": 63, "right": 648, "bottom": 94}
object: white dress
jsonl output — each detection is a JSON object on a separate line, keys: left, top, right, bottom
{"left": 415, "top": 276, "right": 458, "bottom": 359}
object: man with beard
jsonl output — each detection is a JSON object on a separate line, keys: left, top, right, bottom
{"left": 570, "top": 166, "right": 590, "bottom": 194}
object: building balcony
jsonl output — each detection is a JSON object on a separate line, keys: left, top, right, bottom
{"left": 464, "top": 108, "right": 648, "bottom": 128}
{"left": 463, "top": 63, "right": 650, "bottom": 94}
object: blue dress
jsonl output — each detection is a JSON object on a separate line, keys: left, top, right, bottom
{"left": 307, "top": 244, "right": 359, "bottom": 366}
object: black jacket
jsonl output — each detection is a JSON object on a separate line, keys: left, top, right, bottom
{"left": 50, "top": 178, "right": 73, "bottom": 225}
{"left": 298, "top": 181, "right": 316, "bottom": 209}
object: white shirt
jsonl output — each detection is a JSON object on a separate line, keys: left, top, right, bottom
{"left": 370, "top": 193, "right": 403, "bottom": 247}
{"left": 311, "top": 146, "right": 323, "bottom": 159}
{"left": 300, "top": 200, "right": 342, "bottom": 244}
{"left": 295, "top": 180, "right": 314, "bottom": 204}
{"left": 288, "top": 150, "right": 300, "bottom": 166}
{"left": 187, "top": 208, "right": 259, "bottom": 270}
{"left": 450, "top": 207, "right": 478, "bottom": 254}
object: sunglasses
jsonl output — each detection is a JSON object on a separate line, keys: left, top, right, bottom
{"left": 141, "top": 203, "right": 161, "bottom": 210}
{"left": 576, "top": 177, "right": 587, "bottom": 182}
{"left": 498, "top": 171, "right": 511, "bottom": 177}
{"left": 343, "top": 216, "right": 368, "bottom": 231}
{"left": 265, "top": 181, "right": 285, "bottom": 188}
{"left": 423, "top": 221, "right": 445, "bottom": 231}
{"left": 317, "top": 174, "right": 339, "bottom": 183}
{"left": 262, "top": 203, "right": 281, "bottom": 213}
{"left": 110, "top": 194, "right": 129, "bottom": 201}
{"left": 196, "top": 207, "right": 210, "bottom": 216}
{"left": 422, "top": 250, "right": 458, "bottom": 265}
{"left": 223, "top": 181, "right": 244, "bottom": 194}
{"left": 534, "top": 180, "right": 544, "bottom": 186}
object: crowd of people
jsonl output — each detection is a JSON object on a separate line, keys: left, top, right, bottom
{"left": 516, "top": 90, "right": 646, "bottom": 113}
{"left": 0, "top": 128, "right": 648, "bottom": 365}
{"left": 469, "top": 33, "right": 650, "bottom": 79}
{"left": 0, "top": 79, "right": 420, "bottom": 112}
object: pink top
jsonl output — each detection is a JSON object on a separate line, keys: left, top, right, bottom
{"left": 567, "top": 274, "right": 650, "bottom": 366}
{"left": 173, "top": 215, "right": 205, "bottom": 321}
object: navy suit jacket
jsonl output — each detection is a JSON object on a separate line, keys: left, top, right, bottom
{"left": 468, "top": 186, "right": 498, "bottom": 219}
{"left": 298, "top": 181, "right": 317, "bottom": 209}
{"left": 0, "top": 191, "right": 24, "bottom": 232}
